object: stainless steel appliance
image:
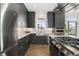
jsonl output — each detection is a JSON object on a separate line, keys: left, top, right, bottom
{"left": 1, "top": 3, "right": 18, "bottom": 56}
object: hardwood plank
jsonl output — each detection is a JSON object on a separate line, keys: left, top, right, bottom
{"left": 25, "top": 44, "right": 49, "bottom": 56}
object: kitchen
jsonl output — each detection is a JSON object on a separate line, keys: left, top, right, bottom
{"left": 0, "top": 3, "right": 79, "bottom": 56}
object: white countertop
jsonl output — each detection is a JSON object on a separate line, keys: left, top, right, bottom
{"left": 17, "top": 28, "right": 32, "bottom": 39}
{"left": 18, "top": 33, "right": 30, "bottom": 39}
{"left": 49, "top": 33, "right": 79, "bottom": 39}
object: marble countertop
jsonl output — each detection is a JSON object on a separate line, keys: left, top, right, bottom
{"left": 17, "top": 28, "right": 32, "bottom": 39}
{"left": 18, "top": 33, "right": 30, "bottom": 39}
{"left": 49, "top": 34, "right": 79, "bottom": 39}
{"left": 17, "top": 30, "right": 31, "bottom": 39}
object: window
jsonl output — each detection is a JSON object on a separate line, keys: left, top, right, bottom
{"left": 36, "top": 18, "right": 46, "bottom": 28}
{"left": 68, "top": 21, "right": 77, "bottom": 36}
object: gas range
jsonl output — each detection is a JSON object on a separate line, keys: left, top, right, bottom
{"left": 55, "top": 37, "right": 79, "bottom": 49}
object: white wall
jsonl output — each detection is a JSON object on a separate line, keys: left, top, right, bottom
{"left": 76, "top": 13, "right": 79, "bottom": 37}
{"left": 17, "top": 11, "right": 27, "bottom": 40}
{"left": 17, "top": 12, "right": 27, "bottom": 28}
{"left": 17, "top": 4, "right": 27, "bottom": 28}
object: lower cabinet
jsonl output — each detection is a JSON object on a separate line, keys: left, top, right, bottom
{"left": 49, "top": 37, "right": 62, "bottom": 56}
{"left": 49, "top": 42, "right": 61, "bottom": 56}
{"left": 29, "top": 34, "right": 48, "bottom": 44}
{"left": 18, "top": 36, "right": 29, "bottom": 56}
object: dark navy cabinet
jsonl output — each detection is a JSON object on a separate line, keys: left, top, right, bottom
{"left": 27, "top": 12, "right": 35, "bottom": 28}
{"left": 47, "top": 12, "right": 55, "bottom": 28}
{"left": 18, "top": 35, "right": 30, "bottom": 56}
{"left": 47, "top": 11, "right": 65, "bottom": 29}
{"left": 55, "top": 10, "right": 65, "bottom": 29}
{"left": 29, "top": 34, "right": 48, "bottom": 44}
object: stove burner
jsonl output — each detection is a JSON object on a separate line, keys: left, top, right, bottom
{"left": 55, "top": 37, "right": 79, "bottom": 49}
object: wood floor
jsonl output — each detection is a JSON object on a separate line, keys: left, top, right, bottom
{"left": 25, "top": 44, "right": 49, "bottom": 56}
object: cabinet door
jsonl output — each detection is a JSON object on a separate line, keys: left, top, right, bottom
{"left": 47, "top": 12, "right": 55, "bottom": 28}
{"left": 29, "top": 34, "right": 48, "bottom": 44}
{"left": 24, "top": 36, "right": 29, "bottom": 48}
{"left": 49, "top": 42, "right": 61, "bottom": 56}
{"left": 27, "top": 12, "right": 35, "bottom": 28}
{"left": 18, "top": 36, "right": 29, "bottom": 55}
{"left": 55, "top": 10, "right": 65, "bottom": 29}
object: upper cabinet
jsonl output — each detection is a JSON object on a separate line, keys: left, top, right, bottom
{"left": 47, "top": 10, "right": 65, "bottom": 29}
{"left": 47, "top": 12, "right": 55, "bottom": 28}
{"left": 27, "top": 12, "right": 35, "bottom": 28}
{"left": 55, "top": 3, "right": 65, "bottom": 29}
{"left": 55, "top": 10, "right": 65, "bottom": 29}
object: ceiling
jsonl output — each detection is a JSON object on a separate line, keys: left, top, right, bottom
{"left": 65, "top": 3, "right": 79, "bottom": 11}
{"left": 24, "top": 3, "right": 57, "bottom": 13}
{"left": 24, "top": 3, "right": 79, "bottom": 14}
